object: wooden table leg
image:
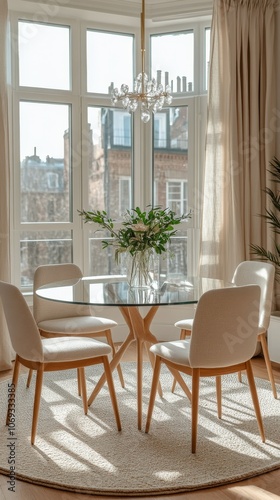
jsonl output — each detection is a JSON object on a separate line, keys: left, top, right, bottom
{"left": 137, "top": 337, "right": 143, "bottom": 430}
{"left": 88, "top": 306, "right": 139, "bottom": 407}
{"left": 126, "top": 307, "right": 160, "bottom": 429}
{"left": 167, "top": 367, "right": 192, "bottom": 401}
{"left": 88, "top": 331, "right": 134, "bottom": 406}
{"left": 88, "top": 304, "right": 192, "bottom": 426}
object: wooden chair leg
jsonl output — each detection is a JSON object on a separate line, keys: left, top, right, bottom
{"left": 26, "top": 362, "right": 85, "bottom": 400}
{"left": 145, "top": 356, "right": 162, "bottom": 433}
{"left": 144, "top": 341, "right": 162, "bottom": 398}
{"left": 245, "top": 360, "right": 265, "bottom": 442}
{"left": 136, "top": 338, "right": 144, "bottom": 431}
{"left": 77, "top": 368, "right": 81, "bottom": 396}
{"left": 216, "top": 375, "right": 222, "bottom": 419}
{"left": 171, "top": 329, "right": 190, "bottom": 393}
{"left": 31, "top": 366, "right": 44, "bottom": 445}
{"left": 191, "top": 368, "right": 200, "bottom": 454}
{"left": 103, "top": 356, "right": 121, "bottom": 431}
{"left": 105, "top": 330, "right": 125, "bottom": 388}
{"left": 26, "top": 369, "right": 33, "bottom": 388}
{"left": 6, "top": 356, "right": 21, "bottom": 425}
{"left": 259, "top": 332, "right": 277, "bottom": 399}
{"left": 78, "top": 367, "right": 88, "bottom": 414}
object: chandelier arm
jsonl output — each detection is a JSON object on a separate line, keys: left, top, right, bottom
{"left": 125, "top": 92, "right": 169, "bottom": 101}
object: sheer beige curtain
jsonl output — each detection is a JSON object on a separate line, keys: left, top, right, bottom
{"left": 200, "top": 0, "right": 277, "bottom": 281}
{"left": 0, "top": 0, "right": 13, "bottom": 370}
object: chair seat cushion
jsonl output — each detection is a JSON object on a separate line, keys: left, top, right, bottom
{"left": 175, "top": 318, "right": 193, "bottom": 330}
{"left": 38, "top": 316, "right": 117, "bottom": 334}
{"left": 42, "top": 336, "right": 112, "bottom": 362}
{"left": 150, "top": 340, "right": 191, "bottom": 367}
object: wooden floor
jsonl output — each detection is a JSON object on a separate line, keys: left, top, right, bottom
{"left": 1, "top": 345, "right": 280, "bottom": 500}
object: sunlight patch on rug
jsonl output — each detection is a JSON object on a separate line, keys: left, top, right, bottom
{"left": 0, "top": 362, "right": 280, "bottom": 496}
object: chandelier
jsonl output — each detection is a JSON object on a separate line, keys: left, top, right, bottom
{"left": 111, "top": 0, "right": 172, "bottom": 123}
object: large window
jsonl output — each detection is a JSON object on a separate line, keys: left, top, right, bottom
{"left": 10, "top": 11, "right": 210, "bottom": 290}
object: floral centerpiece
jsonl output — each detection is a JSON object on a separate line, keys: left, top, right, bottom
{"left": 78, "top": 206, "right": 191, "bottom": 288}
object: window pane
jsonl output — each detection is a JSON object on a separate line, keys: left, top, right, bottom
{"left": 20, "top": 101, "right": 71, "bottom": 223}
{"left": 158, "top": 234, "right": 189, "bottom": 280}
{"left": 20, "top": 231, "right": 73, "bottom": 287}
{"left": 151, "top": 31, "right": 194, "bottom": 93}
{"left": 153, "top": 106, "right": 188, "bottom": 214}
{"left": 87, "top": 107, "right": 132, "bottom": 218}
{"left": 153, "top": 107, "right": 189, "bottom": 280}
{"left": 119, "top": 177, "right": 131, "bottom": 214}
{"left": 87, "top": 30, "right": 134, "bottom": 94}
{"left": 89, "top": 230, "right": 121, "bottom": 276}
{"left": 18, "top": 21, "right": 70, "bottom": 90}
{"left": 205, "top": 27, "right": 211, "bottom": 91}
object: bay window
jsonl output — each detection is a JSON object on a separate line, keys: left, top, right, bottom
{"left": 9, "top": 7, "right": 210, "bottom": 290}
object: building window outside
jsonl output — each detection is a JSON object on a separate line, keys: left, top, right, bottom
{"left": 167, "top": 180, "right": 188, "bottom": 214}
{"left": 11, "top": 13, "right": 210, "bottom": 289}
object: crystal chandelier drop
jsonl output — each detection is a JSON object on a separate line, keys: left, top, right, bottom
{"left": 111, "top": 0, "right": 172, "bottom": 123}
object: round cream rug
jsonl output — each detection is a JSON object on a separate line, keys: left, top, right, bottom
{"left": 0, "top": 362, "right": 280, "bottom": 496}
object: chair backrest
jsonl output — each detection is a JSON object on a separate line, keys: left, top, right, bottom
{"left": 0, "top": 281, "right": 44, "bottom": 362}
{"left": 33, "top": 263, "right": 91, "bottom": 324}
{"left": 232, "top": 260, "right": 275, "bottom": 330}
{"left": 189, "top": 285, "right": 261, "bottom": 368}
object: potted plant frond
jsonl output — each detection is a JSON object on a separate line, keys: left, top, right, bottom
{"left": 250, "top": 156, "right": 280, "bottom": 282}
{"left": 79, "top": 205, "right": 191, "bottom": 288}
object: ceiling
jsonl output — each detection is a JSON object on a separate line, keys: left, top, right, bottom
{"left": 10, "top": 0, "right": 213, "bottom": 24}
{"left": 59, "top": 0, "right": 213, "bottom": 19}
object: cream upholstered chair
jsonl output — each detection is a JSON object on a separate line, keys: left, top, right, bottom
{"left": 145, "top": 285, "right": 265, "bottom": 453}
{"left": 28, "top": 263, "right": 124, "bottom": 390}
{"left": 0, "top": 280, "right": 121, "bottom": 445}
{"left": 232, "top": 261, "right": 276, "bottom": 398}
{"left": 172, "top": 261, "right": 277, "bottom": 398}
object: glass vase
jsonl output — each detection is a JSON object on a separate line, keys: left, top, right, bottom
{"left": 127, "top": 249, "right": 153, "bottom": 288}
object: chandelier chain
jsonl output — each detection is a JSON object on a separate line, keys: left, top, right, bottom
{"left": 111, "top": 0, "right": 172, "bottom": 123}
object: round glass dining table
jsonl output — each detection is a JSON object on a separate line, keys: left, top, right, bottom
{"left": 37, "top": 275, "right": 226, "bottom": 429}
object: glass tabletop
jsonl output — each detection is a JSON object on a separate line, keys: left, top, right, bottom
{"left": 36, "top": 276, "right": 226, "bottom": 307}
